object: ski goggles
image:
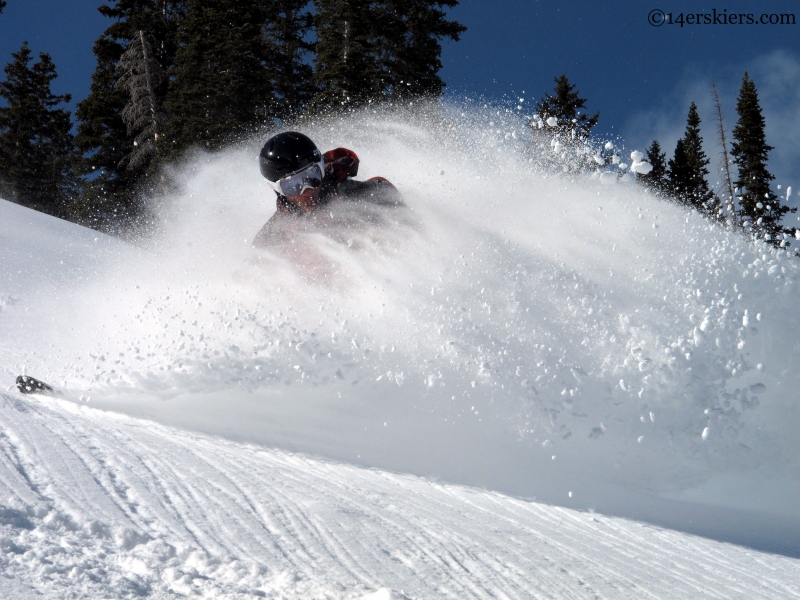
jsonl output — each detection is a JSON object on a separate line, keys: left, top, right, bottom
{"left": 267, "top": 161, "right": 325, "bottom": 197}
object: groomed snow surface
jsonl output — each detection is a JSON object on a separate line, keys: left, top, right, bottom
{"left": 1, "top": 393, "right": 799, "bottom": 599}
{"left": 1, "top": 104, "right": 800, "bottom": 597}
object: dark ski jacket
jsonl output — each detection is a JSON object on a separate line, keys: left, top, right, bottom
{"left": 253, "top": 148, "right": 402, "bottom": 247}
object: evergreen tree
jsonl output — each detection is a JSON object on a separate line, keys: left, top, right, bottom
{"left": 639, "top": 139, "right": 668, "bottom": 194}
{"left": 312, "top": 0, "right": 383, "bottom": 110}
{"left": 311, "top": 0, "right": 466, "bottom": 110}
{"left": 0, "top": 43, "right": 77, "bottom": 217}
{"left": 261, "top": 0, "right": 317, "bottom": 120}
{"left": 376, "top": 0, "right": 466, "bottom": 100}
{"left": 161, "top": 0, "right": 273, "bottom": 160}
{"left": 668, "top": 102, "right": 716, "bottom": 216}
{"left": 667, "top": 137, "right": 690, "bottom": 201}
{"left": 73, "top": 0, "right": 185, "bottom": 230}
{"left": 535, "top": 74, "right": 599, "bottom": 138}
{"left": 731, "top": 72, "right": 796, "bottom": 245}
{"left": 116, "top": 30, "right": 169, "bottom": 170}
{"left": 0, "top": 1, "right": 6, "bottom": 15}
{"left": 682, "top": 102, "right": 717, "bottom": 214}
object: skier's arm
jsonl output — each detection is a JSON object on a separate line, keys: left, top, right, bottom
{"left": 338, "top": 177, "right": 403, "bottom": 206}
{"left": 323, "top": 147, "right": 402, "bottom": 205}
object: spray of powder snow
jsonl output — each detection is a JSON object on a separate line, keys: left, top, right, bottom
{"left": 1, "top": 101, "right": 799, "bottom": 519}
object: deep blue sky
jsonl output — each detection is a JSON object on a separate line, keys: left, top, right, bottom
{"left": 441, "top": 1, "right": 800, "bottom": 125}
{"left": 2, "top": 0, "right": 800, "bottom": 205}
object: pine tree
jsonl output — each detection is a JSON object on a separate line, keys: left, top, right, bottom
{"left": 682, "top": 102, "right": 717, "bottom": 215}
{"left": 376, "top": 0, "right": 466, "bottom": 100}
{"left": 311, "top": 0, "right": 466, "bottom": 110}
{"left": 161, "top": 0, "right": 273, "bottom": 160}
{"left": 535, "top": 74, "right": 599, "bottom": 138}
{"left": 668, "top": 102, "right": 716, "bottom": 216}
{"left": 261, "top": 0, "right": 317, "bottom": 120}
{"left": 0, "top": 43, "right": 77, "bottom": 217}
{"left": 73, "top": 0, "right": 185, "bottom": 230}
{"left": 667, "top": 138, "right": 690, "bottom": 202}
{"left": 312, "top": 0, "right": 383, "bottom": 110}
{"left": 0, "top": 2, "right": 6, "bottom": 15}
{"left": 731, "top": 72, "right": 796, "bottom": 245}
{"left": 116, "top": 30, "right": 169, "bottom": 170}
{"left": 639, "top": 139, "right": 668, "bottom": 194}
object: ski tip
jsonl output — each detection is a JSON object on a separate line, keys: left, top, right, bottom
{"left": 16, "top": 375, "right": 53, "bottom": 395}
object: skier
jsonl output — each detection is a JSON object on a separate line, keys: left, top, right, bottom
{"left": 254, "top": 132, "right": 401, "bottom": 247}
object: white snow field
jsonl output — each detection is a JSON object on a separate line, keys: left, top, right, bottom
{"left": 1, "top": 393, "right": 799, "bottom": 599}
{"left": 1, "top": 104, "right": 800, "bottom": 597}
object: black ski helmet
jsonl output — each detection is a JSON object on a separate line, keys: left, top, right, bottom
{"left": 259, "top": 132, "right": 322, "bottom": 182}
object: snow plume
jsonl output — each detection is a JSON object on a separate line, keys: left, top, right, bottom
{"left": 1, "top": 101, "right": 799, "bottom": 525}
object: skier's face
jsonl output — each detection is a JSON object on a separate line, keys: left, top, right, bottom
{"left": 287, "top": 186, "right": 320, "bottom": 213}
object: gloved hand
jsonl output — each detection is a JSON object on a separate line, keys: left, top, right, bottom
{"left": 323, "top": 148, "right": 359, "bottom": 181}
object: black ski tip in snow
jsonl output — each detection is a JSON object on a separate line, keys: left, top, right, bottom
{"left": 16, "top": 375, "right": 53, "bottom": 395}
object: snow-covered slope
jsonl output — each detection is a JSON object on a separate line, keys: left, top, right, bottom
{"left": 2, "top": 392, "right": 799, "bottom": 599}
{"left": 1, "top": 104, "right": 800, "bottom": 596}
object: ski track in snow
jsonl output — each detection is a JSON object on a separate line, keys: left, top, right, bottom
{"left": 1, "top": 393, "right": 799, "bottom": 600}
